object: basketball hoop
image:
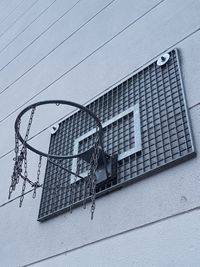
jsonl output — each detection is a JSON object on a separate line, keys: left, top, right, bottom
{"left": 9, "top": 100, "right": 116, "bottom": 219}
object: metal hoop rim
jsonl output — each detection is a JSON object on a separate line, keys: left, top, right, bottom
{"left": 15, "top": 100, "right": 103, "bottom": 160}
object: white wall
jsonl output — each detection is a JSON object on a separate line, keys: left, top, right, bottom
{"left": 0, "top": 0, "right": 200, "bottom": 266}
{"left": 26, "top": 209, "right": 200, "bottom": 267}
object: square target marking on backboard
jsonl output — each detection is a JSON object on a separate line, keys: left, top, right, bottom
{"left": 38, "top": 49, "right": 195, "bottom": 221}
{"left": 70, "top": 103, "right": 141, "bottom": 183}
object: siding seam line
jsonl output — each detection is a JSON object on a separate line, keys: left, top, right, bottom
{"left": 0, "top": 24, "right": 199, "bottom": 124}
{"left": 0, "top": 0, "right": 166, "bottom": 120}
{"left": 0, "top": 0, "right": 82, "bottom": 67}
{"left": 0, "top": 0, "right": 26, "bottom": 27}
{"left": 0, "top": 0, "right": 117, "bottom": 97}
{"left": 0, "top": 0, "right": 41, "bottom": 40}
{"left": 21, "top": 205, "right": 200, "bottom": 267}
{"left": 0, "top": 0, "right": 58, "bottom": 56}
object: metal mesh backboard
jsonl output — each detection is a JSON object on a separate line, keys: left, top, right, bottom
{"left": 38, "top": 49, "right": 195, "bottom": 221}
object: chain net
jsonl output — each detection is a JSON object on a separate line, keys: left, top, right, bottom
{"left": 9, "top": 106, "right": 101, "bottom": 219}
{"left": 9, "top": 107, "right": 43, "bottom": 206}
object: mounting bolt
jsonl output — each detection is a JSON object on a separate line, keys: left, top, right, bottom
{"left": 51, "top": 123, "right": 59, "bottom": 134}
{"left": 161, "top": 56, "right": 165, "bottom": 62}
{"left": 157, "top": 53, "right": 170, "bottom": 66}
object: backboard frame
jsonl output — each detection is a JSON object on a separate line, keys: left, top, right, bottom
{"left": 38, "top": 49, "right": 196, "bottom": 222}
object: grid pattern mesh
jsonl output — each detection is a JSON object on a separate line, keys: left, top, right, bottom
{"left": 38, "top": 50, "right": 194, "bottom": 221}
{"left": 77, "top": 112, "right": 135, "bottom": 173}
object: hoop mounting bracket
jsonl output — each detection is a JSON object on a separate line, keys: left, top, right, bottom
{"left": 80, "top": 148, "right": 118, "bottom": 185}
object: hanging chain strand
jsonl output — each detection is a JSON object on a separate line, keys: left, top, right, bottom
{"left": 19, "top": 147, "right": 28, "bottom": 207}
{"left": 83, "top": 153, "right": 91, "bottom": 209}
{"left": 87, "top": 129, "right": 100, "bottom": 220}
{"left": 69, "top": 158, "right": 80, "bottom": 213}
{"left": 25, "top": 107, "right": 36, "bottom": 141}
{"left": 32, "top": 155, "right": 42, "bottom": 199}
{"left": 9, "top": 120, "right": 21, "bottom": 198}
{"left": 9, "top": 119, "right": 22, "bottom": 199}
{"left": 16, "top": 107, "right": 35, "bottom": 206}
{"left": 15, "top": 132, "right": 20, "bottom": 185}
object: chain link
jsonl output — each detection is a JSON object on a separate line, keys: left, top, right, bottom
{"left": 19, "top": 148, "right": 27, "bottom": 207}
{"left": 32, "top": 155, "right": 42, "bottom": 198}
{"left": 9, "top": 119, "right": 21, "bottom": 199}
{"left": 69, "top": 158, "right": 80, "bottom": 213}
{"left": 24, "top": 107, "right": 36, "bottom": 142}
{"left": 19, "top": 107, "right": 35, "bottom": 204}
{"left": 87, "top": 130, "right": 100, "bottom": 220}
{"left": 9, "top": 107, "right": 36, "bottom": 205}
